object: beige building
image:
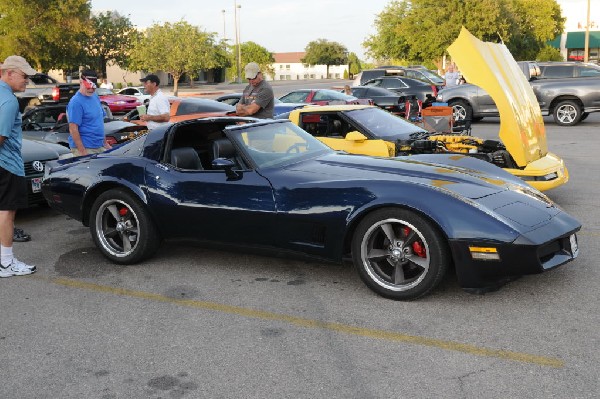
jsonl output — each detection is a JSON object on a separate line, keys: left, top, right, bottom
{"left": 267, "top": 52, "right": 349, "bottom": 81}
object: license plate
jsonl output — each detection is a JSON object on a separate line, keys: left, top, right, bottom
{"left": 31, "top": 177, "right": 42, "bottom": 193}
{"left": 569, "top": 234, "right": 579, "bottom": 257}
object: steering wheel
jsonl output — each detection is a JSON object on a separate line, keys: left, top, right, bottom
{"left": 285, "top": 142, "right": 308, "bottom": 154}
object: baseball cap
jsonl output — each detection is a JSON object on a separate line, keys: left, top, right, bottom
{"left": 244, "top": 62, "right": 260, "bottom": 79}
{"left": 1, "top": 56, "right": 37, "bottom": 76}
{"left": 80, "top": 69, "right": 98, "bottom": 89}
{"left": 140, "top": 74, "right": 160, "bottom": 85}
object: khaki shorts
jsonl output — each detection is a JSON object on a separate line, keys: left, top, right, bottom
{"left": 71, "top": 147, "right": 106, "bottom": 157}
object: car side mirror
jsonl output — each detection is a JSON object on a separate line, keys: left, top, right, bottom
{"left": 345, "top": 131, "right": 367, "bottom": 142}
{"left": 212, "top": 158, "right": 242, "bottom": 181}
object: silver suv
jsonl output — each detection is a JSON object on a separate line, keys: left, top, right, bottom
{"left": 538, "top": 62, "right": 600, "bottom": 78}
{"left": 436, "top": 61, "right": 600, "bottom": 126}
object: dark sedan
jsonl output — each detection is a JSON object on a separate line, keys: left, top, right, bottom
{"left": 348, "top": 86, "right": 407, "bottom": 115}
{"left": 42, "top": 117, "right": 580, "bottom": 300}
{"left": 363, "top": 76, "right": 438, "bottom": 104}
{"left": 279, "top": 89, "right": 372, "bottom": 106}
{"left": 21, "top": 104, "right": 148, "bottom": 147}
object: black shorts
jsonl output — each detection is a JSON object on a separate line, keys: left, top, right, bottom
{"left": 0, "top": 167, "right": 27, "bottom": 210}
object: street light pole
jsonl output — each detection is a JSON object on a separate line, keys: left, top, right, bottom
{"left": 584, "top": 0, "right": 590, "bottom": 62}
{"left": 222, "top": 9, "right": 226, "bottom": 41}
{"left": 234, "top": 1, "right": 242, "bottom": 83}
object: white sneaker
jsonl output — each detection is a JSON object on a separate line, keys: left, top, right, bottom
{"left": 0, "top": 259, "right": 36, "bottom": 277}
{"left": 12, "top": 258, "right": 36, "bottom": 272}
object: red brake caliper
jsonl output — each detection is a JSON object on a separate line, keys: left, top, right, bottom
{"left": 118, "top": 207, "right": 128, "bottom": 217}
{"left": 404, "top": 227, "right": 426, "bottom": 258}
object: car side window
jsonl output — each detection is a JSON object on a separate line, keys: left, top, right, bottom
{"left": 29, "top": 74, "right": 55, "bottom": 85}
{"left": 543, "top": 65, "right": 573, "bottom": 78}
{"left": 578, "top": 66, "right": 600, "bottom": 77}
{"left": 122, "top": 89, "right": 135, "bottom": 95}
{"left": 382, "top": 79, "right": 408, "bottom": 89}
{"left": 352, "top": 88, "right": 367, "bottom": 97}
{"left": 364, "top": 79, "right": 382, "bottom": 87}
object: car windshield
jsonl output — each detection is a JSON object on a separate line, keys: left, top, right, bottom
{"left": 95, "top": 88, "right": 114, "bottom": 96}
{"left": 345, "top": 107, "right": 428, "bottom": 140}
{"left": 313, "top": 90, "right": 357, "bottom": 101}
{"left": 279, "top": 91, "right": 310, "bottom": 103}
{"left": 419, "top": 69, "right": 444, "bottom": 84}
{"left": 228, "top": 121, "right": 332, "bottom": 169}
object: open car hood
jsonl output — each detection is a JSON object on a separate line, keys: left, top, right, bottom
{"left": 447, "top": 27, "right": 547, "bottom": 166}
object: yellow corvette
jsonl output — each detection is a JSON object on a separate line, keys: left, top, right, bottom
{"left": 283, "top": 29, "right": 568, "bottom": 192}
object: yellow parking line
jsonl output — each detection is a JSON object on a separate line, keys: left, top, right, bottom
{"left": 46, "top": 276, "right": 563, "bottom": 368}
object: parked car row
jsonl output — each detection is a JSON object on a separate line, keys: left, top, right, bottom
{"left": 436, "top": 59, "right": 600, "bottom": 126}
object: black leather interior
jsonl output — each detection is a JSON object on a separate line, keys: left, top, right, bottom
{"left": 171, "top": 147, "right": 203, "bottom": 170}
{"left": 212, "top": 138, "right": 236, "bottom": 160}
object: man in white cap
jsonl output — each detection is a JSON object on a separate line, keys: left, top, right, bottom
{"left": 0, "top": 56, "right": 38, "bottom": 277}
{"left": 236, "top": 62, "right": 274, "bottom": 119}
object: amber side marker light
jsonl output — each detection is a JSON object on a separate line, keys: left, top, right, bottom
{"left": 469, "top": 246, "right": 500, "bottom": 261}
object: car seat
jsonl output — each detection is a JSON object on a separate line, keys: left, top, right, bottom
{"left": 170, "top": 147, "right": 203, "bottom": 170}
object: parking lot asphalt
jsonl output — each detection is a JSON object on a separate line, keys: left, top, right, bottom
{"left": 2, "top": 104, "right": 599, "bottom": 398}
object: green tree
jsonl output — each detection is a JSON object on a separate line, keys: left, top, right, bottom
{"left": 536, "top": 45, "right": 564, "bottom": 61}
{"left": 504, "top": 0, "right": 565, "bottom": 60}
{"left": 128, "top": 21, "right": 225, "bottom": 96}
{"left": 0, "top": 0, "right": 91, "bottom": 72}
{"left": 363, "top": 0, "right": 411, "bottom": 63}
{"left": 228, "top": 41, "right": 274, "bottom": 82}
{"left": 85, "top": 11, "right": 139, "bottom": 78}
{"left": 364, "top": 0, "right": 564, "bottom": 67}
{"left": 347, "top": 52, "right": 362, "bottom": 77}
{"left": 302, "top": 39, "right": 348, "bottom": 79}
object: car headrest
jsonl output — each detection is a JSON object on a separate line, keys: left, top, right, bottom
{"left": 171, "top": 147, "right": 203, "bottom": 170}
{"left": 212, "top": 138, "right": 236, "bottom": 159}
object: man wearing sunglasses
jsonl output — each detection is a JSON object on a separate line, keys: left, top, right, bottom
{"left": 0, "top": 55, "right": 38, "bottom": 277}
{"left": 66, "top": 69, "right": 111, "bottom": 157}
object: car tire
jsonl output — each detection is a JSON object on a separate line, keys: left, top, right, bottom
{"left": 449, "top": 100, "right": 472, "bottom": 123}
{"left": 351, "top": 208, "right": 449, "bottom": 300}
{"left": 90, "top": 188, "right": 160, "bottom": 264}
{"left": 553, "top": 100, "right": 582, "bottom": 126}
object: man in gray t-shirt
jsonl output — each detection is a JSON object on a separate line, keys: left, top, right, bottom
{"left": 236, "top": 62, "right": 274, "bottom": 119}
{"left": 444, "top": 64, "right": 460, "bottom": 88}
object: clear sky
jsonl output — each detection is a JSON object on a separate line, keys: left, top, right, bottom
{"left": 90, "top": 0, "right": 598, "bottom": 61}
{"left": 556, "top": 0, "right": 599, "bottom": 30}
{"left": 90, "top": 0, "right": 392, "bottom": 60}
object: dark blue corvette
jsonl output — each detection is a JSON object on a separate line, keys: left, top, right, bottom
{"left": 42, "top": 117, "right": 580, "bottom": 300}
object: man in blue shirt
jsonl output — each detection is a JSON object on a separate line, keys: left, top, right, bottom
{"left": 0, "top": 56, "right": 38, "bottom": 277}
{"left": 67, "top": 69, "right": 111, "bottom": 156}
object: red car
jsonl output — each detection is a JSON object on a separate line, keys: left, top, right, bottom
{"left": 279, "top": 89, "right": 372, "bottom": 106}
{"left": 96, "top": 88, "right": 141, "bottom": 113}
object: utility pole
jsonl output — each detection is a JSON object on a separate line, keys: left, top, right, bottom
{"left": 584, "top": 0, "right": 590, "bottom": 62}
